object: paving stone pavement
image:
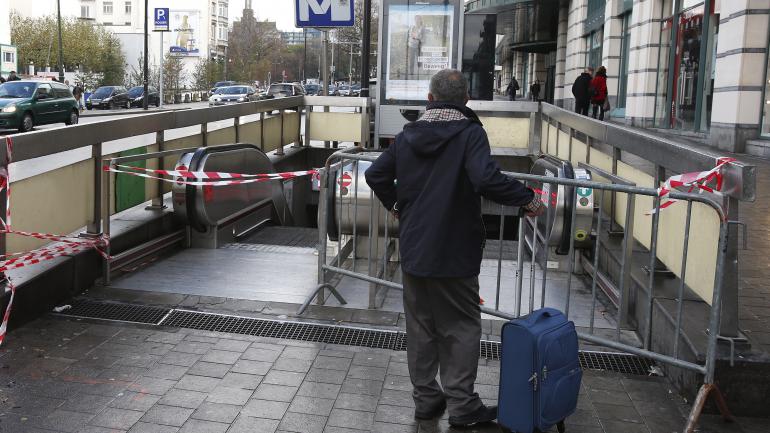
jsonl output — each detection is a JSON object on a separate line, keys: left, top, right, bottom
{"left": 0, "top": 317, "right": 765, "bottom": 433}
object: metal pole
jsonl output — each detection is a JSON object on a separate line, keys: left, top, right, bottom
{"left": 360, "top": 0, "right": 371, "bottom": 97}
{"left": 143, "top": 0, "right": 149, "bottom": 110}
{"left": 303, "top": 28, "right": 307, "bottom": 82}
{"left": 56, "top": 0, "right": 65, "bottom": 83}
{"left": 159, "top": 32, "right": 164, "bottom": 108}
{"left": 349, "top": 43, "right": 353, "bottom": 86}
{"left": 322, "top": 30, "right": 329, "bottom": 96}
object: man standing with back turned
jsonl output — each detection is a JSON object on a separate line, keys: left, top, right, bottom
{"left": 365, "top": 69, "right": 544, "bottom": 427}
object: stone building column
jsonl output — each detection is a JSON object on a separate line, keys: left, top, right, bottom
{"left": 555, "top": 0, "right": 569, "bottom": 106}
{"left": 602, "top": 0, "right": 627, "bottom": 110}
{"left": 709, "top": 1, "right": 770, "bottom": 152}
{"left": 564, "top": 0, "right": 588, "bottom": 110}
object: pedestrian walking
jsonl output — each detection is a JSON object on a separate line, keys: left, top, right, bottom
{"left": 571, "top": 67, "right": 593, "bottom": 116}
{"left": 365, "top": 69, "right": 544, "bottom": 427}
{"left": 506, "top": 77, "right": 520, "bottom": 101}
{"left": 6, "top": 71, "right": 20, "bottom": 82}
{"left": 530, "top": 80, "right": 541, "bottom": 101}
{"left": 590, "top": 66, "right": 609, "bottom": 121}
{"left": 72, "top": 83, "right": 85, "bottom": 112}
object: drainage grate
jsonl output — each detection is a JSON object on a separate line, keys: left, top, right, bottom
{"left": 55, "top": 300, "right": 655, "bottom": 375}
{"left": 579, "top": 350, "right": 655, "bottom": 375}
{"left": 163, "top": 309, "right": 408, "bottom": 351}
{"left": 57, "top": 299, "right": 170, "bottom": 325}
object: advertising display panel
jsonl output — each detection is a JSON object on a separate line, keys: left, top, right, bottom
{"left": 385, "top": 4, "right": 453, "bottom": 100}
{"left": 376, "top": 0, "right": 463, "bottom": 139}
{"left": 170, "top": 10, "right": 200, "bottom": 56}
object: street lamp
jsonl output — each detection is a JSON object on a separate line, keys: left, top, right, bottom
{"left": 56, "top": 0, "right": 65, "bottom": 83}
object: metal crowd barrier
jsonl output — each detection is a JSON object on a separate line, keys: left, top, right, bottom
{"left": 304, "top": 146, "right": 733, "bottom": 433}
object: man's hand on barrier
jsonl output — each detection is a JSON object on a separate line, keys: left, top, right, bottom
{"left": 524, "top": 198, "right": 545, "bottom": 217}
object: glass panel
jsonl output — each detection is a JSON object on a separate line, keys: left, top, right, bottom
{"left": 461, "top": 14, "right": 497, "bottom": 100}
{"left": 681, "top": 0, "right": 705, "bottom": 11}
{"left": 671, "top": 6, "right": 704, "bottom": 130}
{"left": 654, "top": 17, "right": 673, "bottom": 127}
{"left": 587, "top": 28, "right": 603, "bottom": 69}
{"left": 616, "top": 12, "right": 631, "bottom": 109}
{"left": 699, "top": 12, "right": 718, "bottom": 131}
{"left": 762, "top": 40, "right": 770, "bottom": 137}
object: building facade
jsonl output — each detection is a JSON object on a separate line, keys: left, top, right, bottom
{"left": 1, "top": 0, "right": 18, "bottom": 76}
{"left": 469, "top": 0, "right": 770, "bottom": 154}
{"left": 281, "top": 29, "right": 322, "bottom": 46}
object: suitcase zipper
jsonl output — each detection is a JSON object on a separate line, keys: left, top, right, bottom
{"left": 543, "top": 365, "right": 548, "bottom": 381}
{"left": 529, "top": 372, "right": 538, "bottom": 391}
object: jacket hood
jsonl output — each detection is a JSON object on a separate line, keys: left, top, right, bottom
{"left": 400, "top": 102, "right": 482, "bottom": 157}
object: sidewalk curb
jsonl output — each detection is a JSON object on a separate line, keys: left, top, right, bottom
{"left": 80, "top": 106, "right": 193, "bottom": 118}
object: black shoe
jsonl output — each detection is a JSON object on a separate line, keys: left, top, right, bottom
{"left": 414, "top": 399, "right": 447, "bottom": 420}
{"left": 448, "top": 405, "right": 498, "bottom": 427}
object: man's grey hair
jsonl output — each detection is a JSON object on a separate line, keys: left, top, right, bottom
{"left": 429, "top": 69, "right": 468, "bottom": 105}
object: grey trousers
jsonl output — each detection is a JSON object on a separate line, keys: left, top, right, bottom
{"left": 402, "top": 272, "right": 483, "bottom": 417}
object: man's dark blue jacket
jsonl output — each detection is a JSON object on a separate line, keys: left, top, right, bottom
{"left": 365, "top": 103, "right": 534, "bottom": 278}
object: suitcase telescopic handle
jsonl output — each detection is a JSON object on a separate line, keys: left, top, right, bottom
{"left": 525, "top": 308, "right": 563, "bottom": 324}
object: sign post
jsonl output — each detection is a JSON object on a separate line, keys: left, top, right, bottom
{"left": 295, "top": 0, "right": 355, "bottom": 96}
{"left": 154, "top": 8, "right": 169, "bottom": 108}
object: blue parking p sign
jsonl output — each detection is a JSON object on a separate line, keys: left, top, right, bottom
{"left": 295, "top": 0, "right": 354, "bottom": 28}
{"left": 154, "top": 8, "right": 169, "bottom": 32}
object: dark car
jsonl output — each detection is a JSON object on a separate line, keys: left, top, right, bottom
{"left": 304, "top": 84, "right": 320, "bottom": 95}
{"left": 208, "top": 85, "right": 259, "bottom": 105}
{"left": 265, "top": 83, "right": 306, "bottom": 99}
{"left": 128, "top": 86, "right": 160, "bottom": 107}
{"left": 209, "top": 81, "right": 237, "bottom": 97}
{"left": 86, "top": 86, "right": 130, "bottom": 109}
{"left": 0, "top": 80, "right": 79, "bottom": 132}
{"left": 351, "top": 84, "right": 361, "bottom": 96}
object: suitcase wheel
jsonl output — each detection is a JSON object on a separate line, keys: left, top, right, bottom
{"left": 556, "top": 420, "right": 566, "bottom": 433}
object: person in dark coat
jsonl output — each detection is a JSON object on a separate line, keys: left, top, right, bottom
{"left": 590, "top": 66, "right": 608, "bottom": 120}
{"left": 571, "top": 67, "right": 593, "bottom": 116}
{"left": 506, "top": 76, "right": 519, "bottom": 101}
{"left": 530, "top": 80, "right": 541, "bottom": 101}
{"left": 365, "top": 69, "right": 543, "bottom": 427}
{"left": 5, "top": 71, "right": 20, "bottom": 82}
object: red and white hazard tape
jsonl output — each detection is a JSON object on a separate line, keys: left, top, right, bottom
{"left": 650, "top": 157, "right": 736, "bottom": 215}
{"left": 0, "top": 137, "right": 111, "bottom": 346}
{"left": 105, "top": 165, "right": 318, "bottom": 187}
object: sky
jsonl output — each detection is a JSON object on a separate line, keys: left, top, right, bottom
{"left": 229, "top": 0, "right": 299, "bottom": 32}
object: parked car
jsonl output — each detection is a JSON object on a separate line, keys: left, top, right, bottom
{"left": 337, "top": 84, "right": 351, "bottom": 96}
{"left": 304, "top": 84, "right": 320, "bottom": 96}
{"left": 86, "top": 86, "right": 130, "bottom": 110}
{"left": 265, "top": 82, "right": 306, "bottom": 99}
{"left": 351, "top": 84, "right": 361, "bottom": 96}
{"left": 209, "top": 80, "right": 237, "bottom": 97}
{"left": 208, "top": 85, "right": 259, "bottom": 105}
{"left": 328, "top": 85, "right": 338, "bottom": 96}
{"left": 127, "top": 86, "right": 160, "bottom": 107}
{"left": 0, "top": 80, "right": 79, "bottom": 132}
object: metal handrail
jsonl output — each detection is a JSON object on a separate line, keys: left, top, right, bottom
{"left": 540, "top": 103, "right": 755, "bottom": 202}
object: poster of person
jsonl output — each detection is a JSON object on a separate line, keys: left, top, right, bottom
{"left": 386, "top": 4, "right": 453, "bottom": 101}
{"left": 169, "top": 10, "right": 200, "bottom": 56}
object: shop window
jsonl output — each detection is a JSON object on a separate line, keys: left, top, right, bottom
{"left": 655, "top": 0, "right": 717, "bottom": 131}
{"left": 585, "top": 28, "right": 603, "bottom": 69}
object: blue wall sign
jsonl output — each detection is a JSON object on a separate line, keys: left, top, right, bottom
{"left": 295, "top": 0, "right": 355, "bottom": 28}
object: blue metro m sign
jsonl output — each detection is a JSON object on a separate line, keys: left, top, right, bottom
{"left": 295, "top": 0, "right": 355, "bottom": 28}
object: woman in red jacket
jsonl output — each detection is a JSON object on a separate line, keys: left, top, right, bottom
{"left": 590, "top": 66, "right": 608, "bottom": 120}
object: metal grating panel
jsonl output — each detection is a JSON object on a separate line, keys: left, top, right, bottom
{"left": 53, "top": 300, "right": 656, "bottom": 375}
{"left": 579, "top": 350, "right": 655, "bottom": 375}
{"left": 56, "top": 300, "right": 170, "bottom": 325}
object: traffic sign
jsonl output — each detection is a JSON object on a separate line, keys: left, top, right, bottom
{"left": 295, "top": 0, "right": 355, "bottom": 28}
{"left": 154, "top": 8, "right": 169, "bottom": 32}
{"left": 338, "top": 172, "right": 352, "bottom": 188}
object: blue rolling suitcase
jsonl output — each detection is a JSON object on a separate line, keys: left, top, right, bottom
{"left": 498, "top": 308, "right": 582, "bottom": 433}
